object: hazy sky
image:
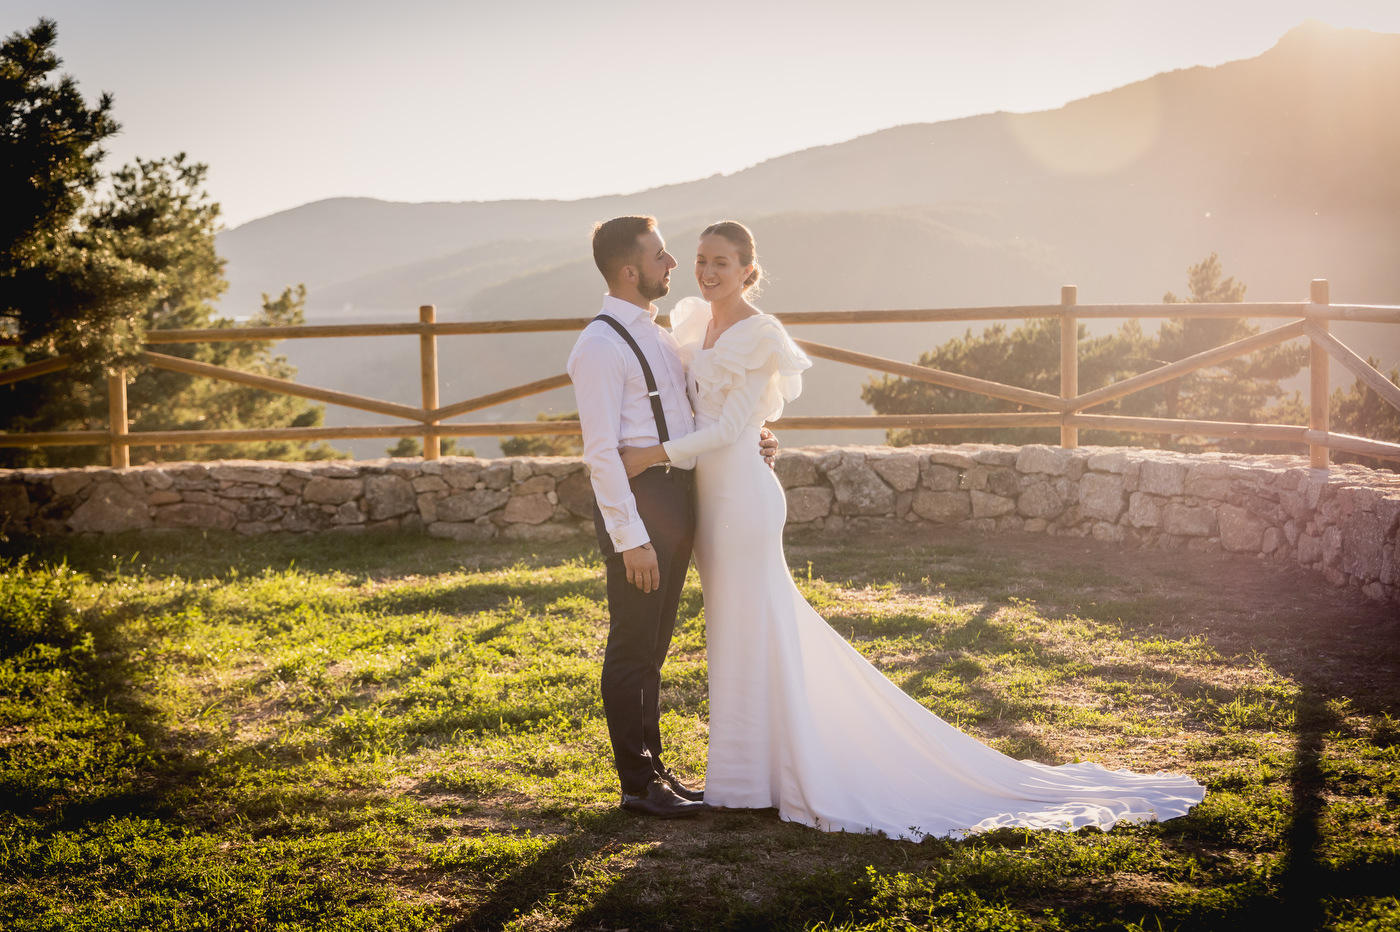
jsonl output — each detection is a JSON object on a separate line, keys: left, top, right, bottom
{"left": 8, "top": 0, "right": 1400, "bottom": 228}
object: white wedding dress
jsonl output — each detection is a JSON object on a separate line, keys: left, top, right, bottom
{"left": 660, "top": 297, "right": 1206, "bottom": 840}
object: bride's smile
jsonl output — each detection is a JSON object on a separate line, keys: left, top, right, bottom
{"left": 695, "top": 233, "right": 753, "bottom": 304}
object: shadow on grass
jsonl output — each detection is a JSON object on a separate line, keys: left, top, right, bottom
{"left": 360, "top": 575, "right": 603, "bottom": 618}
{"left": 1279, "top": 688, "right": 1330, "bottom": 932}
{"left": 2, "top": 529, "right": 596, "bottom": 583}
{"left": 787, "top": 537, "right": 1009, "bottom": 591}
{"left": 0, "top": 598, "right": 210, "bottom": 832}
{"left": 443, "top": 809, "right": 632, "bottom": 932}
{"left": 983, "top": 726, "right": 1070, "bottom": 766}
{"left": 432, "top": 679, "right": 1400, "bottom": 932}
{"left": 7, "top": 525, "right": 1398, "bottom": 930}
{"left": 444, "top": 811, "right": 881, "bottom": 932}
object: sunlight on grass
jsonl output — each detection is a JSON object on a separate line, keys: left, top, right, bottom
{"left": 0, "top": 532, "right": 1396, "bottom": 930}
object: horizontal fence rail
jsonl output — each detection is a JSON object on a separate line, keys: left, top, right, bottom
{"left": 7, "top": 301, "right": 1397, "bottom": 347}
{"left": 3, "top": 282, "right": 1399, "bottom": 468}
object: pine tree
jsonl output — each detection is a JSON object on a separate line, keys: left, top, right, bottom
{"left": 861, "top": 255, "right": 1306, "bottom": 451}
{"left": 0, "top": 18, "right": 151, "bottom": 376}
{"left": 1, "top": 22, "right": 343, "bottom": 465}
{"left": 860, "top": 319, "right": 1159, "bottom": 446}
{"left": 1157, "top": 253, "right": 1306, "bottom": 449}
{"left": 500, "top": 412, "right": 582, "bottom": 457}
{"left": 385, "top": 438, "right": 473, "bottom": 458}
{"left": 1329, "top": 360, "right": 1400, "bottom": 472}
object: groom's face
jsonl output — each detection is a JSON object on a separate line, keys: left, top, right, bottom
{"left": 632, "top": 229, "right": 676, "bottom": 302}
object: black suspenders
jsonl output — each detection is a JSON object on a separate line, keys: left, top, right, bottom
{"left": 590, "top": 314, "right": 671, "bottom": 444}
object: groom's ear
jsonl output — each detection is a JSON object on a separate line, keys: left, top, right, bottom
{"left": 617, "top": 262, "right": 639, "bottom": 285}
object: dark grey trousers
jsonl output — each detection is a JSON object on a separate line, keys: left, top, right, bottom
{"left": 592, "top": 467, "right": 696, "bottom": 795}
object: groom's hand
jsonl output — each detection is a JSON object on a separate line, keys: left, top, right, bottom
{"left": 759, "top": 427, "right": 779, "bottom": 469}
{"left": 623, "top": 543, "right": 660, "bottom": 593}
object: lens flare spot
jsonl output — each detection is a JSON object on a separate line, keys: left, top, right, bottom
{"left": 1006, "top": 79, "right": 1162, "bottom": 176}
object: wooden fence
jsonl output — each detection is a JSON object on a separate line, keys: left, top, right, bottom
{"left": 3, "top": 280, "right": 1400, "bottom": 468}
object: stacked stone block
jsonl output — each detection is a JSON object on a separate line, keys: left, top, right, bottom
{"left": 2, "top": 444, "right": 1397, "bottom": 605}
{"left": 768, "top": 444, "right": 1400, "bottom": 605}
{"left": 0, "top": 457, "right": 595, "bottom": 544}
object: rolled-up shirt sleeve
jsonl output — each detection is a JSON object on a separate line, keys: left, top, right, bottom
{"left": 568, "top": 333, "right": 651, "bottom": 552}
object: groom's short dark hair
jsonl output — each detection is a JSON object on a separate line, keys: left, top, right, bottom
{"left": 592, "top": 216, "right": 656, "bottom": 284}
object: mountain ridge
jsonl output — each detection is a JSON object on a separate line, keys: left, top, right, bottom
{"left": 220, "top": 20, "right": 1399, "bottom": 312}
{"left": 212, "top": 20, "right": 1400, "bottom": 457}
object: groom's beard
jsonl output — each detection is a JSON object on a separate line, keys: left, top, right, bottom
{"left": 637, "top": 270, "right": 670, "bottom": 302}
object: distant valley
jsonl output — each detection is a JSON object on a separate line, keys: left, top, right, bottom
{"left": 216, "top": 21, "right": 1400, "bottom": 458}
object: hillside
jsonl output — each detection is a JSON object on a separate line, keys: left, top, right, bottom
{"left": 215, "top": 21, "right": 1400, "bottom": 457}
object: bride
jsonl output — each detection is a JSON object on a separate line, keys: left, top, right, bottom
{"left": 619, "top": 221, "right": 1205, "bottom": 840}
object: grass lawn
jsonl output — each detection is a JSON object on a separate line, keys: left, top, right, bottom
{"left": 1, "top": 527, "right": 1397, "bottom": 931}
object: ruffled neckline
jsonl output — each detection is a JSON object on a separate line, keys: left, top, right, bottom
{"left": 669, "top": 296, "right": 811, "bottom": 422}
{"left": 669, "top": 295, "right": 711, "bottom": 351}
{"left": 670, "top": 295, "right": 775, "bottom": 352}
{"left": 697, "top": 312, "right": 773, "bottom": 353}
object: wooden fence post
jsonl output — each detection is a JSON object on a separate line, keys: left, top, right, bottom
{"left": 420, "top": 305, "right": 440, "bottom": 460}
{"left": 107, "top": 368, "right": 129, "bottom": 468}
{"left": 1060, "top": 285, "right": 1078, "bottom": 449}
{"left": 1309, "top": 279, "right": 1330, "bottom": 469}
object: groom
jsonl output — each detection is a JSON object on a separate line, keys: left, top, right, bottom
{"left": 567, "top": 215, "right": 775, "bottom": 819}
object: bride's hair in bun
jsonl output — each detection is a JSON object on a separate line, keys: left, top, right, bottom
{"left": 701, "top": 220, "right": 763, "bottom": 295}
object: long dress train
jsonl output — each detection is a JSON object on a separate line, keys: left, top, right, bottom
{"left": 659, "top": 297, "right": 1205, "bottom": 840}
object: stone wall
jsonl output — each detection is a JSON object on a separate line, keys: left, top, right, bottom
{"left": 771, "top": 444, "right": 1399, "bottom": 606}
{"left": 2, "top": 444, "right": 1397, "bottom": 605}
{"left": 0, "top": 457, "right": 596, "bottom": 544}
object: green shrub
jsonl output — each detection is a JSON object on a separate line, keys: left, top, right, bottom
{"left": 0, "top": 557, "right": 81, "bottom": 657}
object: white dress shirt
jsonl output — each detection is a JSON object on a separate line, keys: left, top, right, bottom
{"left": 567, "top": 294, "right": 697, "bottom": 552}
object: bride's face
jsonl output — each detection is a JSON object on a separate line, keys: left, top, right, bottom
{"left": 695, "top": 234, "right": 752, "bottom": 303}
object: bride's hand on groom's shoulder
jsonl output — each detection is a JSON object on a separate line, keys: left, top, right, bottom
{"left": 619, "top": 445, "right": 663, "bottom": 478}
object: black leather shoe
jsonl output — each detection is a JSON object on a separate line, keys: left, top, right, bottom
{"left": 656, "top": 768, "right": 704, "bottom": 802}
{"left": 620, "top": 779, "right": 708, "bottom": 819}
